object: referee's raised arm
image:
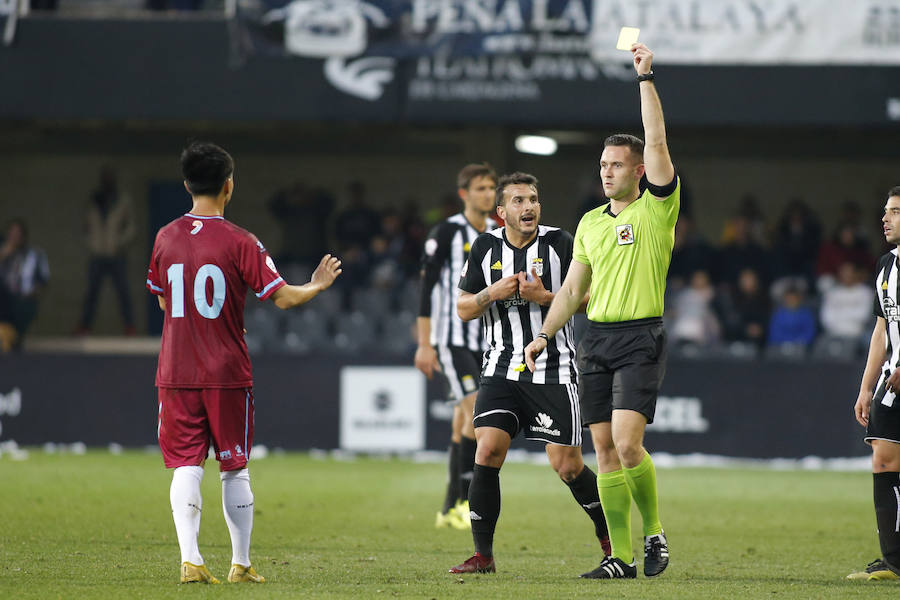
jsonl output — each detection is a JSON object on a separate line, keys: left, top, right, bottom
{"left": 632, "top": 43, "right": 675, "bottom": 193}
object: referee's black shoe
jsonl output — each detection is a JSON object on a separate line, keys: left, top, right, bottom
{"left": 643, "top": 531, "right": 669, "bottom": 577}
{"left": 579, "top": 555, "right": 637, "bottom": 579}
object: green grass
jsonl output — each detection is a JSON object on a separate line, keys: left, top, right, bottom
{"left": 0, "top": 450, "right": 897, "bottom": 599}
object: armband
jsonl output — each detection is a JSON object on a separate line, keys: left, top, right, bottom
{"left": 646, "top": 172, "right": 678, "bottom": 198}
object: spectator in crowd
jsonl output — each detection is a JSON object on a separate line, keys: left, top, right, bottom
{"left": 334, "top": 180, "right": 381, "bottom": 252}
{"left": 267, "top": 181, "right": 334, "bottom": 268}
{"left": 668, "top": 215, "right": 716, "bottom": 292}
{"left": 767, "top": 283, "right": 817, "bottom": 348}
{"left": 721, "top": 194, "right": 768, "bottom": 247}
{"left": 772, "top": 198, "right": 821, "bottom": 285}
{"left": 718, "top": 267, "right": 770, "bottom": 349}
{"left": 816, "top": 222, "right": 874, "bottom": 281}
{"left": 715, "top": 214, "right": 772, "bottom": 289}
{"left": 669, "top": 270, "right": 721, "bottom": 349}
{"left": 398, "top": 199, "right": 427, "bottom": 278}
{"left": 76, "top": 167, "right": 137, "bottom": 335}
{"left": 819, "top": 262, "right": 875, "bottom": 346}
{"left": 0, "top": 218, "right": 50, "bottom": 350}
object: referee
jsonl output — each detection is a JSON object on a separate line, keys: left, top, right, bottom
{"left": 847, "top": 186, "right": 900, "bottom": 581}
{"left": 525, "top": 43, "right": 676, "bottom": 580}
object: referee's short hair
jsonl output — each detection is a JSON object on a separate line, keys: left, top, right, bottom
{"left": 496, "top": 172, "right": 538, "bottom": 207}
{"left": 457, "top": 163, "right": 498, "bottom": 191}
{"left": 603, "top": 134, "right": 645, "bottom": 162}
{"left": 181, "top": 141, "right": 235, "bottom": 197}
{"left": 889, "top": 185, "right": 900, "bottom": 199}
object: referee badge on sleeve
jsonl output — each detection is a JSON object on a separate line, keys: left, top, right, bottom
{"left": 616, "top": 224, "right": 635, "bottom": 245}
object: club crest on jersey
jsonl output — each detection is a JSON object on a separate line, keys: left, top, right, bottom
{"left": 190, "top": 220, "right": 203, "bottom": 235}
{"left": 531, "top": 257, "right": 543, "bottom": 277}
{"left": 616, "top": 224, "right": 635, "bottom": 245}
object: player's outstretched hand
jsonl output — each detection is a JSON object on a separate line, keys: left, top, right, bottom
{"left": 524, "top": 337, "right": 548, "bottom": 373}
{"left": 631, "top": 42, "right": 653, "bottom": 75}
{"left": 517, "top": 268, "right": 549, "bottom": 305}
{"left": 854, "top": 389, "right": 871, "bottom": 427}
{"left": 311, "top": 253, "right": 342, "bottom": 290}
{"left": 414, "top": 344, "right": 442, "bottom": 380}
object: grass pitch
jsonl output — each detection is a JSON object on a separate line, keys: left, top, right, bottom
{"left": 0, "top": 450, "right": 897, "bottom": 599}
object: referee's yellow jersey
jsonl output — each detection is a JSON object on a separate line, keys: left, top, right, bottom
{"left": 573, "top": 178, "right": 680, "bottom": 323}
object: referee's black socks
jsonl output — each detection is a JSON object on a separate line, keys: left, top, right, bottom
{"left": 469, "top": 464, "right": 501, "bottom": 557}
{"left": 565, "top": 466, "right": 610, "bottom": 546}
{"left": 874, "top": 471, "right": 900, "bottom": 569}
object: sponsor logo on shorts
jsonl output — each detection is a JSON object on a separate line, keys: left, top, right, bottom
{"left": 462, "top": 375, "right": 476, "bottom": 393}
{"left": 529, "top": 412, "right": 560, "bottom": 437}
{"left": 220, "top": 449, "right": 233, "bottom": 460}
{"left": 235, "top": 444, "right": 244, "bottom": 457}
{"left": 616, "top": 224, "right": 634, "bottom": 245}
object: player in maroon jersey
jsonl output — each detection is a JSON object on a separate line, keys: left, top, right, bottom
{"left": 146, "top": 141, "right": 341, "bottom": 584}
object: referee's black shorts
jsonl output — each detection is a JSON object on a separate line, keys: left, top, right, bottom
{"left": 577, "top": 317, "right": 667, "bottom": 425}
{"left": 866, "top": 375, "right": 900, "bottom": 445}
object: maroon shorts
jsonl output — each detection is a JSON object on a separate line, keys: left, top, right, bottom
{"left": 157, "top": 387, "right": 254, "bottom": 472}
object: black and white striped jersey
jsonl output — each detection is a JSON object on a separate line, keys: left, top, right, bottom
{"left": 419, "top": 213, "right": 496, "bottom": 351}
{"left": 459, "top": 225, "right": 577, "bottom": 384}
{"left": 875, "top": 250, "right": 900, "bottom": 398}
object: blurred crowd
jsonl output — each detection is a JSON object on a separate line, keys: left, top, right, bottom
{"left": 664, "top": 195, "right": 883, "bottom": 360}
{"left": 1, "top": 171, "right": 889, "bottom": 361}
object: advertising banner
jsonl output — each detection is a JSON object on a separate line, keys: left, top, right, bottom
{"left": 235, "top": 0, "right": 900, "bottom": 105}
{"left": 339, "top": 366, "right": 426, "bottom": 451}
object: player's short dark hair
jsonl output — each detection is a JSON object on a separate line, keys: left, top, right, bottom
{"left": 889, "top": 185, "right": 900, "bottom": 199}
{"left": 457, "top": 163, "right": 498, "bottom": 190}
{"left": 496, "top": 172, "right": 539, "bottom": 206}
{"left": 181, "top": 141, "right": 235, "bottom": 197}
{"left": 603, "top": 133, "right": 645, "bottom": 162}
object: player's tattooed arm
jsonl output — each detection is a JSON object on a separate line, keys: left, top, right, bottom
{"left": 475, "top": 288, "right": 492, "bottom": 308}
{"left": 458, "top": 276, "right": 519, "bottom": 321}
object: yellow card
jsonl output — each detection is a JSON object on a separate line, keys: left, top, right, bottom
{"left": 616, "top": 26, "right": 640, "bottom": 51}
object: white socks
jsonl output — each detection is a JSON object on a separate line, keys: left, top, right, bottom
{"left": 221, "top": 468, "right": 254, "bottom": 567}
{"left": 170, "top": 466, "right": 205, "bottom": 565}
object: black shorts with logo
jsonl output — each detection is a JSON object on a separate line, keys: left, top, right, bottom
{"left": 866, "top": 375, "right": 900, "bottom": 445}
{"left": 578, "top": 317, "right": 667, "bottom": 425}
{"left": 473, "top": 376, "right": 582, "bottom": 446}
{"left": 435, "top": 345, "right": 482, "bottom": 404}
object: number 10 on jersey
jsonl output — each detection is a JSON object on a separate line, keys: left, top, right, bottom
{"left": 167, "top": 263, "right": 227, "bottom": 319}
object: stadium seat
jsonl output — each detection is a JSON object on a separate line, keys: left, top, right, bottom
{"left": 282, "top": 308, "right": 332, "bottom": 354}
{"left": 351, "top": 287, "right": 392, "bottom": 319}
{"left": 244, "top": 306, "right": 283, "bottom": 353}
{"left": 763, "top": 342, "right": 808, "bottom": 361}
{"left": 811, "top": 335, "right": 859, "bottom": 361}
{"left": 380, "top": 310, "right": 416, "bottom": 356}
{"left": 333, "top": 310, "right": 376, "bottom": 353}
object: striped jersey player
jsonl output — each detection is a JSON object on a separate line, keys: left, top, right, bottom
{"left": 449, "top": 171, "right": 609, "bottom": 575}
